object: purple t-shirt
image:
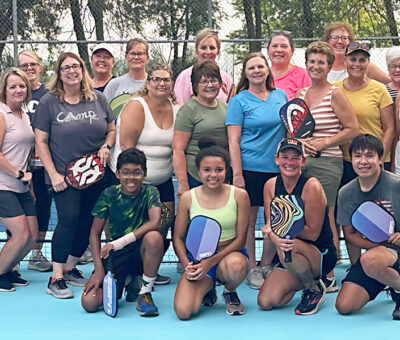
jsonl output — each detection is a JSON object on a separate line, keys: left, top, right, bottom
{"left": 32, "top": 91, "right": 115, "bottom": 183}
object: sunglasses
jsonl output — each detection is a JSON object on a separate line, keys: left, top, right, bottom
{"left": 271, "top": 30, "right": 292, "bottom": 37}
{"left": 348, "top": 41, "right": 371, "bottom": 51}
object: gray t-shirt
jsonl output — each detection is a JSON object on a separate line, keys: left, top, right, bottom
{"left": 337, "top": 170, "right": 400, "bottom": 239}
{"left": 32, "top": 91, "right": 115, "bottom": 183}
{"left": 103, "top": 73, "right": 146, "bottom": 103}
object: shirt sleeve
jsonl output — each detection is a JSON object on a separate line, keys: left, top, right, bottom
{"left": 91, "top": 188, "right": 110, "bottom": 220}
{"left": 103, "top": 79, "right": 116, "bottom": 103}
{"left": 379, "top": 83, "right": 393, "bottom": 109}
{"left": 225, "top": 95, "right": 244, "bottom": 126}
{"left": 97, "top": 91, "right": 116, "bottom": 123}
{"left": 174, "top": 67, "right": 193, "bottom": 106}
{"left": 32, "top": 94, "right": 52, "bottom": 133}
{"left": 336, "top": 186, "right": 351, "bottom": 226}
{"left": 146, "top": 186, "right": 162, "bottom": 210}
{"left": 174, "top": 103, "right": 195, "bottom": 132}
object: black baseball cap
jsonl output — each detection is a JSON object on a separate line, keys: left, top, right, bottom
{"left": 277, "top": 138, "right": 305, "bottom": 156}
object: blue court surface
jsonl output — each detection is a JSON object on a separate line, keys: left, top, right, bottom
{"left": 1, "top": 261, "right": 399, "bottom": 340}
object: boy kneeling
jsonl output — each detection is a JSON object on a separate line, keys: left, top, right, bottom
{"left": 81, "top": 148, "right": 164, "bottom": 317}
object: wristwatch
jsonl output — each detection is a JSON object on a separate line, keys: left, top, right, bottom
{"left": 16, "top": 170, "right": 24, "bottom": 180}
{"left": 101, "top": 144, "right": 111, "bottom": 150}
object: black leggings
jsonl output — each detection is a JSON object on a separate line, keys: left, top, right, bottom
{"left": 32, "top": 168, "right": 52, "bottom": 232}
{"left": 51, "top": 180, "right": 108, "bottom": 263}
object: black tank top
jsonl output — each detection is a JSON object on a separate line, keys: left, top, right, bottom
{"left": 275, "top": 174, "right": 335, "bottom": 252}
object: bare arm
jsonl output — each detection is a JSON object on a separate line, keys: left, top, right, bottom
{"left": 367, "top": 63, "right": 390, "bottom": 84}
{"left": 343, "top": 225, "right": 378, "bottom": 250}
{"left": 119, "top": 100, "right": 144, "bottom": 150}
{"left": 392, "top": 94, "right": 400, "bottom": 171}
{"left": 380, "top": 104, "right": 395, "bottom": 161}
{"left": 97, "top": 121, "right": 116, "bottom": 166}
{"left": 172, "top": 129, "right": 191, "bottom": 196}
{"left": 227, "top": 124, "right": 245, "bottom": 189}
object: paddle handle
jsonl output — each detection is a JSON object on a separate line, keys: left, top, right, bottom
{"left": 284, "top": 235, "right": 292, "bottom": 263}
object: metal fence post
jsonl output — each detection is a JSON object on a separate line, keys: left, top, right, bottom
{"left": 208, "top": 0, "right": 212, "bottom": 28}
{"left": 12, "top": 0, "right": 18, "bottom": 66}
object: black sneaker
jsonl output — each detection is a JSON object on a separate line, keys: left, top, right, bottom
{"left": 63, "top": 268, "right": 87, "bottom": 287}
{"left": 202, "top": 287, "right": 218, "bottom": 306}
{"left": 0, "top": 274, "right": 15, "bottom": 292}
{"left": 46, "top": 277, "right": 74, "bottom": 299}
{"left": 389, "top": 288, "right": 400, "bottom": 320}
{"left": 295, "top": 280, "right": 326, "bottom": 315}
{"left": 3, "top": 271, "right": 28, "bottom": 286}
{"left": 154, "top": 273, "right": 170, "bottom": 285}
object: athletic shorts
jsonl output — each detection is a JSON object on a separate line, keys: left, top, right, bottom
{"left": 101, "top": 240, "right": 143, "bottom": 299}
{"left": 0, "top": 190, "right": 36, "bottom": 218}
{"left": 187, "top": 248, "right": 249, "bottom": 284}
{"left": 343, "top": 252, "right": 400, "bottom": 301}
{"left": 242, "top": 170, "right": 278, "bottom": 207}
{"left": 302, "top": 156, "right": 342, "bottom": 207}
{"left": 155, "top": 177, "right": 174, "bottom": 203}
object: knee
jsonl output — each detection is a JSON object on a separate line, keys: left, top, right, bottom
{"left": 221, "top": 256, "right": 247, "bottom": 278}
{"left": 257, "top": 293, "right": 274, "bottom": 311}
{"left": 335, "top": 297, "right": 354, "bottom": 315}
{"left": 174, "top": 303, "right": 193, "bottom": 321}
{"left": 143, "top": 231, "right": 163, "bottom": 250}
{"left": 360, "top": 253, "right": 379, "bottom": 277}
{"left": 81, "top": 291, "right": 102, "bottom": 313}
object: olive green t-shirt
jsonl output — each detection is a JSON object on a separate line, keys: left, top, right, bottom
{"left": 174, "top": 98, "right": 228, "bottom": 181}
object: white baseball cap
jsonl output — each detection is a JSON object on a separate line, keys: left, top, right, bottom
{"left": 92, "top": 43, "right": 114, "bottom": 58}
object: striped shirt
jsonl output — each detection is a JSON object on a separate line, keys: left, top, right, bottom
{"left": 300, "top": 86, "right": 342, "bottom": 157}
{"left": 385, "top": 84, "right": 398, "bottom": 107}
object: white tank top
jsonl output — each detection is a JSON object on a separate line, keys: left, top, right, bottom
{"left": 110, "top": 97, "right": 179, "bottom": 185}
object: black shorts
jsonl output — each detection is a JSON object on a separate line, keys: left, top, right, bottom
{"left": 0, "top": 190, "right": 36, "bottom": 218}
{"left": 342, "top": 257, "right": 400, "bottom": 301}
{"left": 155, "top": 177, "right": 174, "bottom": 203}
{"left": 101, "top": 240, "right": 143, "bottom": 299}
{"left": 242, "top": 170, "right": 278, "bottom": 207}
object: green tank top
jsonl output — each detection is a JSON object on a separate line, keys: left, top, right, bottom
{"left": 189, "top": 185, "right": 237, "bottom": 242}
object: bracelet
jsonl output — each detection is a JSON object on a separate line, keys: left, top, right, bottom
{"left": 110, "top": 232, "right": 136, "bottom": 251}
{"left": 101, "top": 144, "right": 111, "bottom": 150}
{"left": 16, "top": 170, "right": 24, "bottom": 180}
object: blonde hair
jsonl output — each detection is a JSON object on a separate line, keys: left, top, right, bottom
{"left": 0, "top": 68, "right": 31, "bottom": 106}
{"left": 322, "top": 22, "right": 355, "bottom": 42}
{"left": 133, "top": 63, "right": 176, "bottom": 103}
{"left": 18, "top": 50, "right": 41, "bottom": 64}
{"left": 195, "top": 28, "right": 221, "bottom": 56}
{"left": 47, "top": 52, "right": 95, "bottom": 103}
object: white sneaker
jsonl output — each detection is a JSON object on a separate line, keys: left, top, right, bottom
{"left": 246, "top": 267, "right": 264, "bottom": 290}
{"left": 260, "top": 264, "right": 275, "bottom": 279}
{"left": 28, "top": 251, "right": 52, "bottom": 272}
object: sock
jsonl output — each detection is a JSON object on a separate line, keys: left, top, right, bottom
{"left": 139, "top": 274, "right": 156, "bottom": 295}
{"left": 223, "top": 287, "right": 236, "bottom": 294}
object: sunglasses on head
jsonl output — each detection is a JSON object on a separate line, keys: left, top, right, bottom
{"left": 271, "top": 30, "right": 292, "bottom": 37}
{"left": 348, "top": 41, "right": 371, "bottom": 51}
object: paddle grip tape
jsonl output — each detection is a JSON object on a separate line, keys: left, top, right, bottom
{"left": 111, "top": 232, "right": 136, "bottom": 251}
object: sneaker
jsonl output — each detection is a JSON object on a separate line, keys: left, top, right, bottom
{"left": 0, "top": 274, "right": 15, "bottom": 292}
{"left": 4, "top": 271, "right": 28, "bottom": 286}
{"left": 154, "top": 273, "right": 170, "bottom": 285}
{"left": 12, "top": 263, "right": 20, "bottom": 275}
{"left": 389, "top": 288, "right": 400, "bottom": 320}
{"left": 202, "top": 287, "right": 218, "bottom": 306}
{"left": 78, "top": 247, "right": 93, "bottom": 265}
{"left": 125, "top": 276, "right": 140, "bottom": 302}
{"left": 295, "top": 280, "right": 326, "bottom": 315}
{"left": 136, "top": 292, "right": 159, "bottom": 317}
{"left": 176, "top": 263, "right": 184, "bottom": 273}
{"left": 222, "top": 291, "right": 245, "bottom": 315}
{"left": 46, "top": 277, "right": 74, "bottom": 299}
{"left": 63, "top": 268, "right": 88, "bottom": 287}
{"left": 322, "top": 276, "right": 338, "bottom": 293}
{"left": 260, "top": 264, "right": 275, "bottom": 279}
{"left": 28, "top": 251, "right": 52, "bottom": 272}
{"left": 246, "top": 267, "right": 264, "bottom": 290}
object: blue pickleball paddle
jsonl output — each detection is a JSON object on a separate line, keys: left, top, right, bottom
{"left": 103, "top": 250, "right": 118, "bottom": 318}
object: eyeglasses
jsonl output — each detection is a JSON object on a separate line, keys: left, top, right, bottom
{"left": 18, "top": 63, "right": 39, "bottom": 71}
{"left": 271, "top": 30, "right": 292, "bottom": 37}
{"left": 348, "top": 41, "right": 371, "bottom": 51}
{"left": 60, "top": 64, "right": 82, "bottom": 73}
{"left": 389, "top": 64, "right": 400, "bottom": 71}
{"left": 198, "top": 79, "right": 220, "bottom": 86}
{"left": 118, "top": 169, "right": 144, "bottom": 178}
{"left": 149, "top": 77, "right": 172, "bottom": 84}
{"left": 127, "top": 52, "right": 147, "bottom": 59}
{"left": 329, "top": 35, "right": 350, "bottom": 42}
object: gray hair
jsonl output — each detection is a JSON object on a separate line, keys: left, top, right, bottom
{"left": 386, "top": 47, "right": 400, "bottom": 67}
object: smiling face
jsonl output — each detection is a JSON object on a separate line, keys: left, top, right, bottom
{"left": 196, "top": 36, "right": 219, "bottom": 63}
{"left": 116, "top": 163, "right": 146, "bottom": 196}
{"left": 198, "top": 156, "right": 226, "bottom": 189}
{"left": 388, "top": 57, "right": 400, "bottom": 85}
{"left": 275, "top": 149, "right": 305, "bottom": 177}
{"left": 244, "top": 56, "right": 270, "bottom": 87}
{"left": 91, "top": 49, "right": 114, "bottom": 77}
{"left": 18, "top": 54, "right": 41, "bottom": 87}
{"left": 125, "top": 43, "right": 149, "bottom": 72}
{"left": 306, "top": 52, "right": 331, "bottom": 80}
{"left": 60, "top": 56, "right": 83, "bottom": 88}
{"left": 195, "top": 75, "right": 221, "bottom": 103}
{"left": 146, "top": 70, "right": 173, "bottom": 99}
{"left": 345, "top": 51, "right": 369, "bottom": 78}
{"left": 267, "top": 35, "right": 294, "bottom": 67}
{"left": 351, "top": 148, "right": 382, "bottom": 179}
{"left": 5, "top": 74, "right": 28, "bottom": 109}
{"left": 328, "top": 28, "right": 351, "bottom": 58}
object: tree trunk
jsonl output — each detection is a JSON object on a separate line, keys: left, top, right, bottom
{"left": 88, "top": 0, "right": 104, "bottom": 41}
{"left": 253, "top": 0, "right": 262, "bottom": 51}
{"left": 70, "top": 0, "right": 91, "bottom": 72}
{"left": 243, "top": 0, "right": 257, "bottom": 52}
{"left": 384, "top": 0, "right": 399, "bottom": 45}
{"left": 301, "top": 0, "right": 313, "bottom": 44}
{"left": 0, "top": 6, "right": 12, "bottom": 59}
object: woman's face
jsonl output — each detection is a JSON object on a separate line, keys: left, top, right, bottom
{"left": 267, "top": 35, "right": 293, "bottom": 67}
{"left": 198, "top": 156, "right": 226, "bottom": 189}
{"left": 388, "top": 57, "right": 400, "bottom": 85}
{"left": 18, "top": 54, "right": 41, "bottom": 86}
{"left": 306, "top": 53, "right": 331, "bottom": 81}
{"left": 275, "top": 149, "right": 305, "bottom": 177}
{"left": 328, "top": 28, "right": 351, "bottom": 58}
{"left": 345, "top": 51, "right": 370, "bottom": 78}
{"left": 60, "top": 56, "right": 83, "bottom": 88}
{"left": 125, "top": 43, "right": 148, "bottom": 72}
{"left": 5, "top": 74, "right": 27, "bottom": 109}
{"left": 196, "top": 36, "right": 219, "bottom": 63}
{"left": 244, "top": 56, "right": 269, "bottom": 87}
{"left": 195, "top": 74, "right": 221, "bottom": 103}
{"left": 146, "top": 70, "right": 173, "bottom": 98}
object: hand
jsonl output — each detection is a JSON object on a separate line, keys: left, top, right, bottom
{"left": 233, "top": 174, "right": 245, "bottom": 189}
{"left": 261, "top": 225, "right": 272, "bottom": 239}
{"left": 275, "top": 236, "right": 294, "bottom": 254}
{"left": 100, "top": 243, "right": 114, "bottom": 259}
{"left": 21, "top": 171, "right": 32, "bottom": 183}
{"left": 98, "top": 146, "right": 111, "bottom": 167}
{"left": 304, "top": 139, "right": 326, "bottom": 157}
{"left": 50, "top": 172, "right": 68, "bottom": 192}
{"left": 83, "top": 269, "right": 105, "bottom": 296}
{"left": 185, "top": 258, "right": 212, "bottom": 281}
{"left": 388, "top": 232, "right": 400, "bottom": 246}
{"left": 177, "top": 181, "right": 190, "bottom": 197}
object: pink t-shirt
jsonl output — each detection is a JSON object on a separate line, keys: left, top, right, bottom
{"left": 174, "top": 65, "right": 231, "bottom": 105}
{"left": 274, "top": 65, "right": 311, "bottom": 100}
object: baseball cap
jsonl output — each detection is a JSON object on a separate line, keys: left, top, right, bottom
{"left": 277, "top": 138, "right": 305, "bottom": 156}
{"left": 345, "top": 41, "right": 371, "bottom": 57}
{"left": 92, "top": 43, "right": 114, "bottom": 58}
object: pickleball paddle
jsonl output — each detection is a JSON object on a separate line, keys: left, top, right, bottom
{"left": 103, "top": 250, "right": 118, "bottom": 318}
{"left": 351, "top": 201, "right": 395, "bottom": 243}
{"left": 270, "top": 195, "right": 305, "bottom": 262}
{"left": 185, "top": 215, "right": 221, "bottom": 264}
{"left": 110, "top": 93, "right": 131, "bottom": 119}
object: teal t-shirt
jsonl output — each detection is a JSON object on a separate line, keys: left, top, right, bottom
{"left": 92, "top": 184, "right": 161, "bottom": 239}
